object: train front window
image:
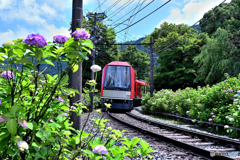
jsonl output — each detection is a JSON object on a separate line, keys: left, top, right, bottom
{"left": 104, "top": 66, "right": 131, "bottom": 90}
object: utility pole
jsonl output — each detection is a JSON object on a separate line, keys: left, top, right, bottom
{"left": 87, "top": 12, "right": 106, "bottom": 112}
{"left": 70, "top": 0, "right": 83, "bottom": 130}
{"left": 150, "top": 37, "right": 154, "bottom": 97}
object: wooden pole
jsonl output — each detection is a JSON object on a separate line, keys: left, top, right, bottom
{"left": 150, "top": 37, "right": 154, "bottom": 97}
{"left": 70, "top": 0, "right": 83, "bottom": 130}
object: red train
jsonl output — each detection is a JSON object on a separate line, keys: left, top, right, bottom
{"left": 101, "top": 61, "right": 149, "bottom": 110}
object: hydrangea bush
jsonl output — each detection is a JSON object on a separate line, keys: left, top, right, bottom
{"left": 0, "top": 29, "right": 155, "bottom": 159}
{"left": 142, "top": 73, "right": 240, "bottom": 131}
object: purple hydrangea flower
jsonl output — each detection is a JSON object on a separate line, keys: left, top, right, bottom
{"left": 66, "top": 109, "right": 69, "bottom": 112}
{"left": 0, "top": 99, "right": 1, "bottom": 105}
{"left": 17, "top": 141, "right": 29, "bottom": 151}
{"left": 72, "top": 29, "right": 90, "bottom": 40}
{"left": 228, "top": 89, "right": 233, "bottom": 92}
{"left": 41, "top": 81, "right": 44, "bottom": 84}
{"left": 58, "top": 96, "right": 65, "bottom": 103}
{"left": 1, "top": 70, "right": 15, "bottom": 79}
{"left": 53, "top": 35, "right": 67, "bottom": 44}
{"left": 93, "top": 145, "right": 107, "bottom": 155}
{"left": 223, "top": 90, "right": 227, "bottom": 93}
{"left": 24, "top": 33, "right": 47, "bottom": 47}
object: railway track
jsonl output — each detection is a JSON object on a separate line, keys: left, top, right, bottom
{"left": 108, "top": 110, "right": 240, "bottom": 160}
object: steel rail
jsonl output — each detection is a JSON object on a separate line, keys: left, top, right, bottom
{"left": 126, "top": 112, "right": 240, "bottom": 147}
{"left": 108, "top": 111, "right": 238, "bottom": 160}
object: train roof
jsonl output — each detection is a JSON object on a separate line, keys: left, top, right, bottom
{"left": 106, "top": 61, "right": 131, "bottom": 66}
{"left": 136, "top": 79, "right": 149, "bottom": 86}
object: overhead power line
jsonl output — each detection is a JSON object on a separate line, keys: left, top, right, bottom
{"left": 107, "top": 0, "right": 134, "bottom": 19}
{"left": 154, "top": 0, "right": 229, "bottom": 52}
{"left": 116, "top": 0, "right": 171, "bottom": 34}
{"left": 110, "top": 0, "right": 147, "bottom": 24}
{"left": 156, "top": 2, "right": 240, "bottom": 55}
{"left": 104, "top": 0, "right": 121, "bottom": 13}
{"left": 154, "top": 0, "right": 235, "bottom": 53}
{"left": 112, "top": 0, "right": 156, "bottom": 29}
{"left": 93, "top": 0, "right": 107, "bottom": 12}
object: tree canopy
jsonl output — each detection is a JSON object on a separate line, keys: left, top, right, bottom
{"left": 119, "top": 45, "right": 150, "bottom": 80}
{"left": 142, "top": 22, "right": 209, "bottom": 91}
{"left": 193, "top": 28, "right": 239, "bottom": 85}
{"left": 199, "top": 0, "right": 240, "bottom": 36}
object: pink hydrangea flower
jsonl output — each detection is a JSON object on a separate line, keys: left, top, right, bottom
{"left": 208, "top": 118, "right": 212, "bottom": 121}
{"left": 223, "top": 90, "right": 227, "bottom": 93}
{"left": 50, "top": 120, "right": 53, "bottom": 122}
{"left": 93, "top": 145, "right": 107, "bottom": 155}
{"left": 212, "top": 115, "right": 215, "bottom": 118}
{"left": 236, "top": 87, "right": 239, "bottom": 89}
{"left": 210, "top": 112, "right": 214, "bottom": 115}
{"left": 228, "top": 89, "right": 233, "bottom": 92}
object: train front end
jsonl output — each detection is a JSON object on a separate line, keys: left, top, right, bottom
{"left": 101, "top": 61, "right": 135, "bottom": 110}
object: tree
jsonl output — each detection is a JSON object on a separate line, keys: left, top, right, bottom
{"left": 142, "top": 22, "right": 209, "bottom": 91}
{"left": 193, "top": 28, "right": 238, "bottom": 85}
{"left": 119, "top": 45, "right": 150, "bottom": 80}
{"left": 199, "top": 0, "right": 240, "bottom": 37}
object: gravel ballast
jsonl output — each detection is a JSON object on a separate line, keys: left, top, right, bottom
{"left": 80, "top": 110, "right": 207, "bottom": 160}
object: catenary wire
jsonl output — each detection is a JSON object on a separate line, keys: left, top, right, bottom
{"left": 116, "top": 0, "right": 171, "bottom": 34}
{"left": 111, "top": 0, "right": 153, "bottom": 28}
{"left": 97, "top": 0, "right": 102, "bottom": 12}
{"left": 156, "top": 3, "right": 240, "bottom": 55}
{"left": 154, "top": 0, "right": 235, "bottom": 53}
{"left": 106, "top": 0, "right": 135, "bottom": 19}
{"left": 93, "top": 0, "right": 107, "bottom": 12}
{"left": 104, "top": 0, "right": 121, "bottom": 13}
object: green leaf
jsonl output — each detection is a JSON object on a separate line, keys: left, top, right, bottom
{"left": 38, "top": 59, "right": 55, "bottom": 66}
{"left": 10, "top": 105, "right": 21, "bottom": 114}
{"left": 72, "top": 64, "right": 79, "bottom": 72}
{"left": 27, "top": 122, "right": 33, "bottom": 130}
{"left": 140, "top": 139, "right": 149, "bottom": 151}
{"left": 60, "top": 75, "right": 69, "bottom": 87}
{"left": 13, "top": 48, "right": 24, "bottom": 57}
{"left": 6, "top": 119, "right": 17, "bottom": 135}
{"left": 0, "top": 136, "right": 9, "bottom": 150}
{"left": 0, "top": 47, "right": 5, "bottom": 53}
{"left": 14, "top": 58, "right": 33, "bottom": 64}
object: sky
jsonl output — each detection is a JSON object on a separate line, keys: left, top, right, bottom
{"left": 0, "top": 0, "right": 232, "bottom": 46}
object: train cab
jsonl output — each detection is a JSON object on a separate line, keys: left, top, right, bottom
{"left": 101, "top": 61, "right": 149, "bottom": 110}
{"left": 101, "top": 61, "right": 135, "bottom": 110}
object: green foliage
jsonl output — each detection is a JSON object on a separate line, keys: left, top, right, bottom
{"left": 142, "top": 73, "right": 240, "bottom": 130}
{"left": 119, "top": 45, "right": 150, "bottom": 80}
{"left": 0, "top": 34, "right": 154, "bottom": 160}
{"left": 142, "top": 22, "right": 209, "bottom": 91}
{"left": 194, "top": 28, "right": 239, "bottom": 86}
{"left": 199, "top": 0, "right": 240, "bottom": 36}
